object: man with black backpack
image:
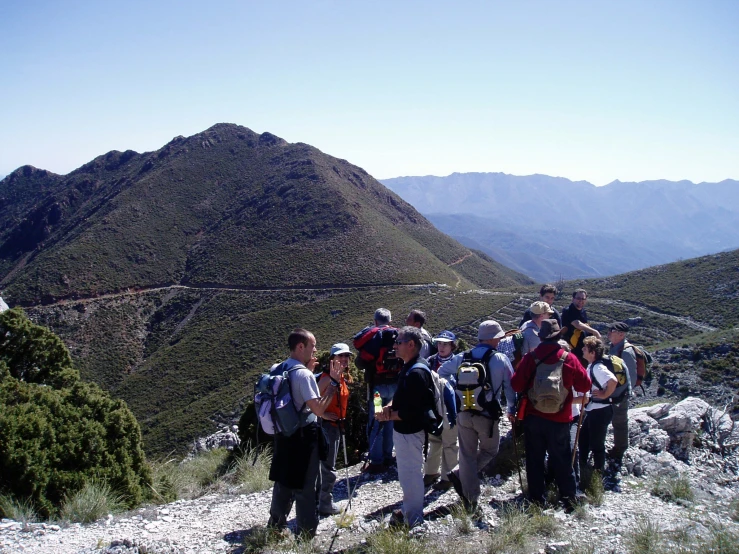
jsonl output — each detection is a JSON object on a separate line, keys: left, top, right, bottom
{"left": 375, "top": 326, "right": 439, "bottom": 528}
{"left": 353, "top": 308, "right": 399, "bottom": 473}
{"left": 438, "top": 320, "right": 516, "bottom": 512}
{"left": 511, "top": 320, "right": 591, "bottom": 512}
{"left": 266, "top": 329, "right": 343, "bottom": 538}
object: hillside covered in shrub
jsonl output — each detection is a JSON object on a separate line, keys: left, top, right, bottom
{"left": 0, "top": 124, "right": 530, "bottom": 306}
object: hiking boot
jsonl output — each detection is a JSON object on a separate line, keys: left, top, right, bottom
{"left": 363, "top": 462, "right": 385, "bottom": 474}
{"left": 433, "top": 479, "right": 453, "bottom": 491}
{"left": 446, "top": 471, "right": 471, "bottom": 506}
{"left": 384, "top": 456, "right": 397, "bottom": 468}
{"left": 423, "top": 473, "right": 441, "bottom": 487}
{"left": 389, "top": 508, "right": 406, "bottom": 528}
{"left": 319, "top": 503, "right": 341, "bottom": 516}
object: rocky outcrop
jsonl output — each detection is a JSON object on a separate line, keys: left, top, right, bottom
{"left": 621, "top": 397, "right": 739, "bottom": 478}
{"left": 189, "top": 426, "right": 240, "bottom": 456}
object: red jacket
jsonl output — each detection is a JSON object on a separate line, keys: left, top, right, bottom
{"left": 511, "top": 342, "right": 591, "bottom": 423}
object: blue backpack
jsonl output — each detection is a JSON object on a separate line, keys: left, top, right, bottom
{"left": 254, "top": 362, "right": 309, "bottom": 437}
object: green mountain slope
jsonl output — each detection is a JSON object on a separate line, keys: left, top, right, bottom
{"left": 0, "top": 124, "right": 531, "bottom": 304}
{"left": 570, "top": 249, "right": 739, "bottom": 330}
{"left": 27, "top": 285, "right": 521, "bottom": 455}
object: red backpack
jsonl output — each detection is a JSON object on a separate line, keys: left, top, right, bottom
{"left": 352, "top": 325, "right": 400, "bottom": 381}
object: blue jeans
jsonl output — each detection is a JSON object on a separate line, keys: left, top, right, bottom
{"left": 367, "top": 382, "right": 397, "bottom": 465}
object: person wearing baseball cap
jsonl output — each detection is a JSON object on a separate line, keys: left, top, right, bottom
{"left": 423, "top": 330, "right": 459, "bottom": 490}
{"left": 437, "top": 320, "right": 516, "bottom": 511}
{"left": 316, "top": 343, "right": 353, "bottom": 516}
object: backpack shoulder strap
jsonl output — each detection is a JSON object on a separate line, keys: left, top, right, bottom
{"left": 481, "top": 347, "right": 495, "bottom": 368}
{"left": 284, "top": 363, "right": 308, "bottom": 412}
{"left": 590, "top": 360, "right": 606, "bottom": 390}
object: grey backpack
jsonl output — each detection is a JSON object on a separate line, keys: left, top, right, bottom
{"left": 527, "top": 351, "right": 569, "bottom": 414}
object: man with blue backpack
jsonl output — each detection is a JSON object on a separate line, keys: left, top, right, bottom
{"left": 438, "top": 320, "right": 516, "bottom": 512}
{"left": 265, "top": 328, "right": 343, "bottom": 539}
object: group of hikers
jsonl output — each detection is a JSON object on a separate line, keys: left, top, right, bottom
{"left": 258, "top": 285, "right": 646, "bottom": 537}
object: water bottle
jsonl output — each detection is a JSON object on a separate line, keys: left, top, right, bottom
{"left": 373, "top": 390, "right": 383, "bottom": 414}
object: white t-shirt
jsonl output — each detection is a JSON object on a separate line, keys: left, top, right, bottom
{"left": 585, "top": 361, "right": 616, "bottom": 412}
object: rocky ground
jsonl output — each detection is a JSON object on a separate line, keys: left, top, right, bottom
{"left": 2, "top": 398, "right": 738, "bottom": 554}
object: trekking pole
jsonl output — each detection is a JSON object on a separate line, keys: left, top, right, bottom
{"left": 571, "top": 396, "right": 586, "bottom": 468}
{"left": 511, "top": 418, "right": 524, "bottom": 493}
{"left": 339, "top": 421, "right": 352, "bottom": 510}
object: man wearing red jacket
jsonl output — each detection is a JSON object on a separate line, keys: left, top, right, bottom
{"left": 511, "top": 319, "right": 591, "bottom": 511}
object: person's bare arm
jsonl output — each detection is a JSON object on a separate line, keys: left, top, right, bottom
{"left": 592, "top": 375, "right": 617, "bottom": 400}
{"left": 305, "top": 359, "right": 343, "bottom": 419}
{"left": 571, "top": 320, "right": 601, "bottom": 339}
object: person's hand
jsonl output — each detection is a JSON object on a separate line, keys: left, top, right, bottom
{"left": 329, "top": 359, "right": 343, "bottom": 382}
{"left": 507, "top": 413, "right": 516, "bottom": 424}
{"left": 323, "top": 412, "right": 339, "bottom": 422}
{"left": 307, "top": 356, "right": 319, "bottom": 371}
{"left": 593, "top": 330, "right": 602, "bottom": 340}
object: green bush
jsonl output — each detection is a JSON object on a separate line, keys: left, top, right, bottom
{"left": 651, "top": 475, "right": 694, "bottom": 504}
{"left": 232, "top": 444, "right": 273, "bottom": 494}
{"left": 0, "top": 493, "right": 37, "bottom": 529}
{"left": 59, "top": 481, "right": 126, "bottom": 523}
{"left": 0, "top": 309, "right": 151, "bottom": 518}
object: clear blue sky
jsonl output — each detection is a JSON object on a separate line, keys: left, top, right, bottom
{"left": 1, "top": 0, "right": 737, "bottom": 185}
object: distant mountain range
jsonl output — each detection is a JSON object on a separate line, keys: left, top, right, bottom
{"left": 382, "top": 173, "right": 739, "bottom": 282}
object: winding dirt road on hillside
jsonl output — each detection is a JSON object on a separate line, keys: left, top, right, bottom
{"left": 20, "top": 284, "right": 718, "bottom": 334}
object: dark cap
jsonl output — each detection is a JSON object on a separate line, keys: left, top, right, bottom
{"left": 609, "top": 322, "right": 630, "bottom": 333}
{"left": 538, "top": 319, "right": 563, "bottom": 341}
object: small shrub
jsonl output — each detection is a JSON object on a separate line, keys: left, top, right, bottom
{"left": 59, "top": 481, "right": 125, "bottom": 524}
{"left": 651, "top": 474, "right": 694, "bottom": 504}
{"left": 527, "top": 504, "right": 558, "bottom": 538}
{"left": 450, "top": 503, "right": 474, "bottom": 535}
{"left": 365, "top": 527, "right": 428, "bottom": 554}
{"left": 0, "top": 494, "right": 37, "bottom": 530}
{"left": 232, "top": 444, "right": 272, "bottom": 494}
{"left": 241, "top": 525, "right": 288, "bottom": 554}
{"left": 487, "top": 505, "right": 530, "bottom": 554}
{"left": 148, "top": 457, "right": 188, "bottom": 504}
{"left": 625, "top": 518, "right": 663, "bottom": 554}
{"left": 572, "top": 499, "right": 589, "bottom": 521}
{"left": 694, "top": 526, "right": 739, "bottom": 554}
{"left": 585, "top": 470, "right": 605, "bottom": 507}
{"left": 335, "top": 510, "right": 355, "bottom": 529}
{"left": 169, "top": 448, "right": 231, "bottom": 499}
{"left": 729, "top": 496, "right": 739, "bottom": 522}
